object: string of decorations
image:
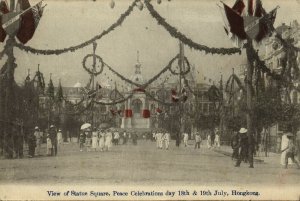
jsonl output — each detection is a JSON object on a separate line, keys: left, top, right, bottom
{"left": 14, "top": 0, "right": 139, "bottom": 55}
{"left": 225, "top": 74, "right": 245, "bottom": 93}
{"left": 103, "top": 54, "right": 180, "bottom": 88}
{"left": 144, "top": 90, "right": 175, "bottom": 106}
{"left": 63, "top": 101, "right": 93, "bottom": 116}
{"left": 63, "top": 75, "right": 93, "bottom": 107}
{"left": 245, "top": 42, "right": 281, "bottom": 80}
{"left": 143, "top": 0, "right": 241, "bottom": 55}
{"left": 93, "top": 93, "right": 134, "bottom": 105}
{"left": 82, "top": 54, "right": 104, "bottom": 76}
{"left": 168, "top": 56, "right": 191, "bottom": 76}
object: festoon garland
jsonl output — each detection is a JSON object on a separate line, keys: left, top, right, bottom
{"left": 144, "top": 0, "right": 241, "bottom": 55}
{"left": 14, "top": 0, "right": 139, "bottom": 55}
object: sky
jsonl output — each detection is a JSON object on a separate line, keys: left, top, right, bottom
{"left": 1, "top": 0, "right": 300, "bottom": 87}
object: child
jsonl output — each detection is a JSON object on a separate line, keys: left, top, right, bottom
{"left": 46, "top": 134, "right": 52, "bottom": 156}
{"left": 79, "top": 132, "right": 85, "bottom": 152}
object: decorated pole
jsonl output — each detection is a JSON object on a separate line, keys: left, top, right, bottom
{"left": 91, "top": 42, "right": 97, "bottom": 128}
{"left": 3, "top": 0, "right": 17, "bottom": 158}
{"left": 178, "top": 41, "right": 184, "bottom": 146}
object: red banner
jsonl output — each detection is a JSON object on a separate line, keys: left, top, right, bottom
{"left": 142, "top": 109, "right": 150, "bottom": 118}
{"left": 125, "top": 109, "right": 133, "bottom": 118}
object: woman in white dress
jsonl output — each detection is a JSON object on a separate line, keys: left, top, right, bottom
{"left": 99, "top": 129, "right": 105, "bottom": 151}
{"left": 207, "top": 134, "right": 212, "bottom": 149}
{"left": 91, "top": 128, "right": 98, "bottom": 151}
{"left": 105, "top": 128, "right": 113, "bottom": 151}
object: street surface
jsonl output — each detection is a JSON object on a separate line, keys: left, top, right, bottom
{"left": 0, "top": 140, "right": 299, "bottom": 186}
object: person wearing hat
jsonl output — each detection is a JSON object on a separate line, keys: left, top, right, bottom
{"left": 49, "top": 125, "right": 58, "bottom": 156}
{"left": 235, "top": 127, "right": 255, "bottom": 168}
{"left": 281, "top": 133, "right": 300, "bottom": 169}
{"left": 34, "top": 126, "right": 42, "bottom": 156}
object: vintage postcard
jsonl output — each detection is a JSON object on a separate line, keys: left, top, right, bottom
{"left": 0, "top": 0, "right": 300, "bottom": 200}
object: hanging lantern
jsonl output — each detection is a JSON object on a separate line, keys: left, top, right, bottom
{"left": 110, "top": 0, "right": 115, "bottom": 9}
{"left": 137, "top": 1, "right": 144, "bottom": 10}
{"left": 157, "top": 0, "right": 162, "bottom": 4}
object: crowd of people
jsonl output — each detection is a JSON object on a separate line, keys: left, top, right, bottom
{"left": 27, "top": 125, "right": 63, "bottom": 158}
{"left": 25, "top": 124, "right": 300, "bottom": 170}
{"left": 230, "top": 127, "right": 300, "bottom": 169}
{"left": 78, "top": 127, "right": 141, "bottom": 152}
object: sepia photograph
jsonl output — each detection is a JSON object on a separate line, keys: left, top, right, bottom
{"left": 0, "top": 0, "right": 300, "bottom": 200}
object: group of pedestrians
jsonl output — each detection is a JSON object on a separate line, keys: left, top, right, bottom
{"left": 207, "top": 129, "right": 221, "bottom": 149}
{"left": 153, "top": 129, "right": 170, "bottom": 150}
{"left": 79, "top": 127, "right": 114, "bottom": 152}
{"left": 28, "top": 125, "right": 63, "bottom": 158}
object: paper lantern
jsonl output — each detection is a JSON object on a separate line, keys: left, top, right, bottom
{"left": 137, "top": 1, "right": 143, "bottom": 10}
{"left": 110, "top": 0, "right": 115, "bottom": 9}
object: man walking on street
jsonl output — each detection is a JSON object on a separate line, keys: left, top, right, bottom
{"left": 195, "top": 132, "right": 201, "bottom": 149}
{"left": 235, "top": 128, "right": 255, "bottom": 168}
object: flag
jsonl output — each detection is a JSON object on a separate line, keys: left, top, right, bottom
{"left": 32, "top": 1, "right": 44, "bottom": 27}
{"left": 16, "top": 0, "right": 44, "bottom": 44}
{"left": 232, "top": 0, "right": 245, "bottom": 15}
{"left": 222, "top": 2, "right": 247, "bottom": 40}
{"left": 248, "top": 0, "right": 254, "bottom": 16}
{"left": 0, "top": 0, "right": 9, "bottom": 42}
{"left": 254, "top": 0, "right": 265, "bottom": 17}
{"left": 218, "top": 0, "right": 276, "bottom": 43}
{"left": 156, "top": 108, "right": 162, "bottom": 114}
{"left": 171, "top": 89, "right": 179, "bottom": 102}
{"left": 255, "top": 7, "right": 277, "bottom": 41}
